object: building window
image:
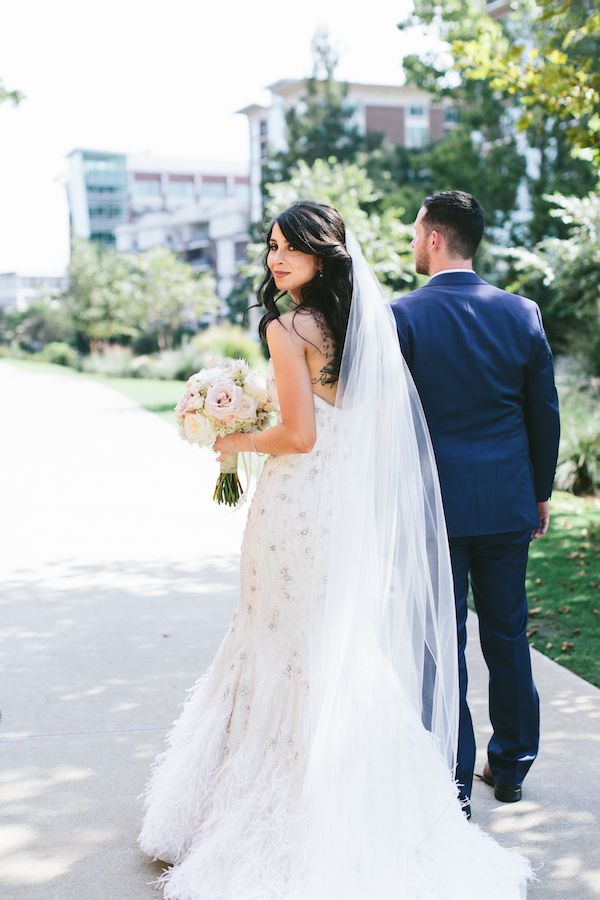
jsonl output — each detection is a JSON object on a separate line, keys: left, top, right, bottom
{"left": 444, "top": 108, "right": 459, "bottom": 123}
{"left": 202, "top": 181, "right": 228, "bottom": 198}
{"left": 90, "top": 232, "right": 116, "bottom": 246}
{"left": 84, "top": 158, "right": 121, "bottom": 173}
{"left": 258, "top": 120, "right": 269, "bottom": 163}
{"left": 408, "top": 105, "right": 425, "bottom": 118}
{"left": 405, "top": 125, "right": 429, "bottom": 148}
{"left": 167, "top": 179, "right": 196, "bottom": 197}
{"left": 87, "top": 185, "right": 119, "bottom": 194}
{"left": 89, "top": 206, "right": 124, "bottom": 219}
{"left": 132, "top": 178, "right": 161, "bottom": 196}
{"left": 186, "top": 247, "right": 213, "bottom": 265}
{"left": 189, "top": 223, "right": 210, "bottom": 240}
{"left": 235, "top": 241, "right": 247, "bottom": 263}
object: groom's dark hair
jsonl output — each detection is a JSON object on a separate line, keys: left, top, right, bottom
{"left": 422, "top": 190, "right": 485, "bottom": 259}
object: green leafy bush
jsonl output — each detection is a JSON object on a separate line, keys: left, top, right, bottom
{"left": 555, "top": 362, "right": 600, "bottom": 495}
{"left": 189, "top": 325, "right": 265, "bottom": 371}
{"left": 81, "top": 347, "right": 133, "bottom": 377}
{"left": 131, "top": 348, "right": 198, "bottom": 382}
{"left": 504, "top": 192, "right": 600, "bottom": 374}
{"left": 38, "top": 342, "right": 80, "bottom": 368}
{"left": 76, "top": 326, "right": 266, "bottom": 382}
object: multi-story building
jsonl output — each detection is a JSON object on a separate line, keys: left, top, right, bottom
{"left": 239, "top": 79, "right": 455, "bottom": 220}
{"left": 66, "top": 150, "right": 250, "bottom": 245}
{"left": 115, "top": 195, "right": 250, "bottom": 304}
{"left": 66, "top": 149, "right": 128, "bottom": 247}
{"left": 65, "top": 150, "right": 252, "bottom": 307}
{"left": 0, "top": 270, "right": 68, "bottom": 312}
{"left": 126, "top": 154, "right": 250, "bottom": 224}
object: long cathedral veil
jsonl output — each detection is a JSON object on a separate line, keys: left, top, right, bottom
{"left": 297, "top": 230, "right": 460, "bottom": 898}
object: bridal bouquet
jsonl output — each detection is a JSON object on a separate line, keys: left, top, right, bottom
{"left": 175, "top": 359, "right": 273, "bottom": 506}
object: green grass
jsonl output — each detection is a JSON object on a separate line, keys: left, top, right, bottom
{"left": 92, "top": 375, "right": 184, "bottom": 423}
{"left": 5, "top": 357, "right": 184, "bottom": 424}
{"left": 4, "top": 359, "right": 600, "bottom": 685}
{"left": 526, "top": 491, "right": 600, "bottom": 687}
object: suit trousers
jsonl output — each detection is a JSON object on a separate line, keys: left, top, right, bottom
{"left": 449, "top": 530, "right": 540, "bottom": 800}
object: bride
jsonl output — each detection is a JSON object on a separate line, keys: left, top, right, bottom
{"left": 138, "top": 200, "right": 532, "bottom": 899}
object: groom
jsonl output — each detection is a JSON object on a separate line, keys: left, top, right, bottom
{"left": 392, "top": 191, "right": 560, "bottom": 817}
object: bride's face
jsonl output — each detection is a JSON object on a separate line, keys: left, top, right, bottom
{"left": 268, "top": 222, "right": 321, "bottom": 300}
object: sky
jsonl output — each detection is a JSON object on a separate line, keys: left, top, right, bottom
{"left": 0, "top": 0, "right": 421, "bottom": 272}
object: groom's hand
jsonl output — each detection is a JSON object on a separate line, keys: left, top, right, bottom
{"left": 531, "top": 501, "right": 550, "bottom": 540}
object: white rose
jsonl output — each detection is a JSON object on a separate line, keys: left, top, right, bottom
{"left": 183, "top": 413, "right": 215, "bottom": 445}
{"left": 204, "top": 380, "right": 244, "bottom": 421}
{"left": 236, "top": 393, "right": 257, "bottom": 422}
{"left": 244, "top": 371, "right": 269, "bottom": 404}
{"left": 185, "top": 391, "right": 204, "bottom": 412}
{"left": 187, "top": 367, "right": 222, "bottom": 391}
{"left": 228, "top": 358, "right": 249, "bottom": 380}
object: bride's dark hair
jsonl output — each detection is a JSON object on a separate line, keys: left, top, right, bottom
{"left": 257, "top": 200, "right": 352, "bottom": 384}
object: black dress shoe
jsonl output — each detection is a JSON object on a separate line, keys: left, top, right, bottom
{"left": 462, "top": 803, "right": 472, "bottom": 820}
{"left": 481, "top": 762, "right": 522, "bottom": 803}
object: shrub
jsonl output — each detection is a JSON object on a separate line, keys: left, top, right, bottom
{"left": 502, "top": 192, "right": 600, "bottom": 374}
{"left": 76, "top": 327, "right": 266, "bottom": 382}
{"left": 555, "top": 360, "right": 600, "bottom": 495}
{"left": 81, "top": 346, "right": 133, "bottom": 377}
{"left": 38, "top": 341, "right": 80, "bottom": 368}
{"left": 189, "top": 324, "right": 266, "bottom": 371}
{"left": 555, "top": 431, "right": 600, "bottom": 496}
{"left": 0, "top": 343, "right": 30, "bottom": 360}
{"left": 137, "top": 348, "right": 198, "bottom": 382}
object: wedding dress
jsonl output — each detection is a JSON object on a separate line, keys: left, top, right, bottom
{"left": 138, "top": 233, "right": 532, "bottom": 900}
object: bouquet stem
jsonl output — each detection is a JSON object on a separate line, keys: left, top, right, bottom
{"left": 213, "top": 453, "right": 243, "bottom": 506}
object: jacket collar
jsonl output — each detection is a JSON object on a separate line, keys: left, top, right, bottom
{"left": 424, "top": 271, "right": 487, "bottom": 287}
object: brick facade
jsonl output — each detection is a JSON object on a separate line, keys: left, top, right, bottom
{"left": 365, "top": 105, "right": 405, "bottom": 145}
{"left": 429, "top": 107, "right": 445, "bottom": 142}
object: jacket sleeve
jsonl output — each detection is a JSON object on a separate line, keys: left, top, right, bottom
{"left": 391, "top": 301, "right": 414, "bottom": 370}
{"left": 523, "top": 306, "right": 561, "bottom": 501}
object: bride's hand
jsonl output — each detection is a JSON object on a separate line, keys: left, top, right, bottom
{"left": 213, "top": 433, "right": 245, "bottom": 462}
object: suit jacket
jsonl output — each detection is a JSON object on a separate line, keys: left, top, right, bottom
{"left": 391, "top": 272, "right": 560, "bottom": 537}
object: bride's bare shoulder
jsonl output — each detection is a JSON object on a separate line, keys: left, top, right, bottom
{"left": 276, "top": 308, "right": 328, "bottom": 344}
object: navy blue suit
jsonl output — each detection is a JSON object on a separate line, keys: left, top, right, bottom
{"left": 392, "top": 271, "right": 560, "bottom": 799}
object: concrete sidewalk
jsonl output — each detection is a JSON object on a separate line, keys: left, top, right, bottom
{"left": 0, "top": 361, "right": 598, "bottom": 899}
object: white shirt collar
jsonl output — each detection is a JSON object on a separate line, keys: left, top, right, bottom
{"left": 427, "top": 268, "right": 475, "bottom": 281}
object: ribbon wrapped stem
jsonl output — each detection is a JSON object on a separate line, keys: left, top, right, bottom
{"left": 213, "top": 453, "right": 243, "bottom": 506}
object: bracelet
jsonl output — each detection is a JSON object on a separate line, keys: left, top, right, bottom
{"left": 250, "top": 432, "right": 259, "bottom": 453}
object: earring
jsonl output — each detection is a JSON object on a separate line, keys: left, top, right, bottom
{"left": 318, "top": 269, "right": 324, "bottom": 278}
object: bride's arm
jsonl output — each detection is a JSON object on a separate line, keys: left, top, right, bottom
{"left": 214, "top": 317, "right": 316, "bottom": 458}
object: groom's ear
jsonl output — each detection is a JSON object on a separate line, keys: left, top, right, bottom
{"left": 429, "top": 228, "right": 442, "bottom": 250}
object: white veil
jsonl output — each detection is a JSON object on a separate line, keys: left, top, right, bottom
{"left": 298, "top": 230, "right": 460, "bottom": 898}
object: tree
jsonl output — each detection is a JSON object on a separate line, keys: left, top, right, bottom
{"left": 0, "top": 301, "right": 75, "bottom": 353}
{"left": 397, "top": 0, "right": 598, "bottom": 242}
{"left": 266, "top": 28, "right": 368, "bottom": 185}
{"left": 65, "top": 239, "right": 139, "bottom": 352}
{"left": 133, "top": 247, "right": 219, "bottom": 350}
{"left": 503, "top": 191, "right": 600, "bottom": 373}
{"left": 0, "top": 79, "right": 24, "bottom": 106}
{"left": 365, "top": 125, "right": 526, "bottom": 232}
{"left": 244, "top": 158, "right": 416, "bottom": 299}
{"left": 451, "top": 0, "right": 600, "bottom": 164}
{"left": 64, "top": 240, "right": 219, "bottom": 353}
{"left": 397, "top": 1, "right": 529, "bottom": 232}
